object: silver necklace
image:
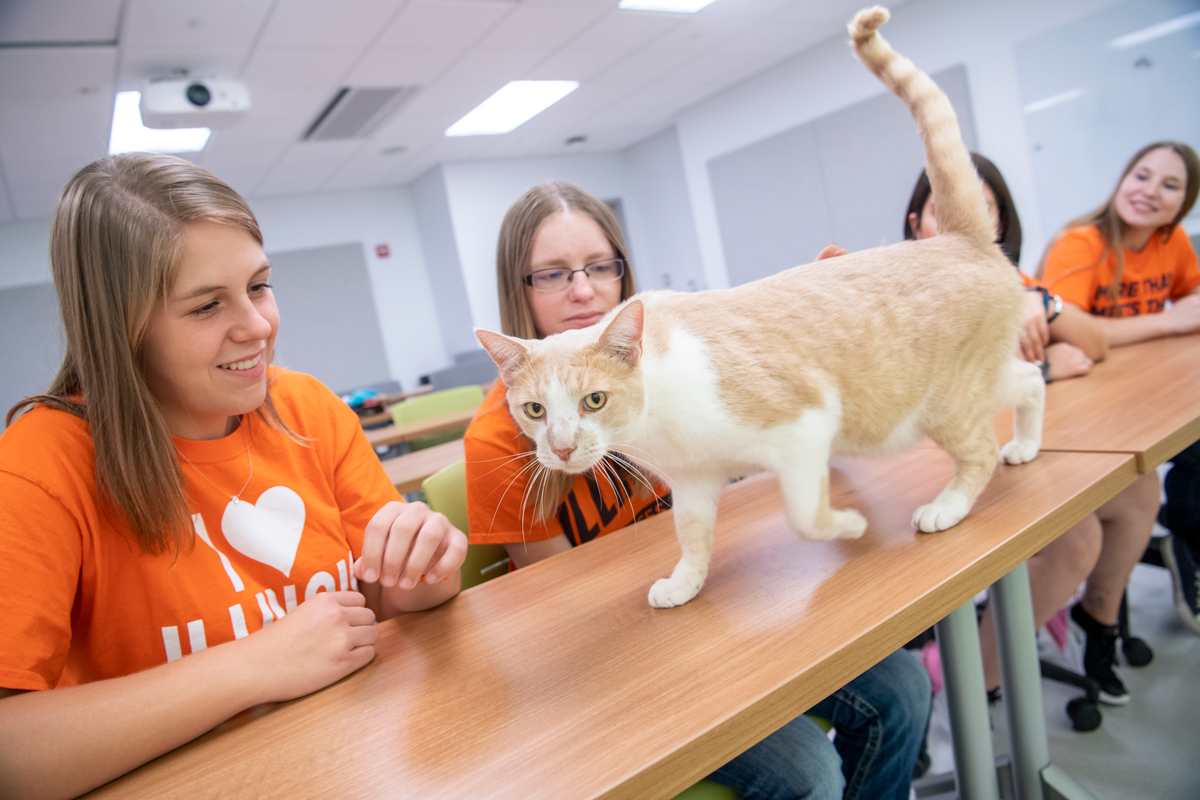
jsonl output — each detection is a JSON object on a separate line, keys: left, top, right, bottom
{"left": 177, "top": 417, "right": 254, "bottom": 506}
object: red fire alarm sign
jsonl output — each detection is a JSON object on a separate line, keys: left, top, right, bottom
{"left": 376, "top": 244, "right": 390, "bottom": 258}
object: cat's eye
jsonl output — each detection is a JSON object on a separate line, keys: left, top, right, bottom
{"left": 583, "top": 392, "right": 606, "bottom": 411}
{"left": 524, "top": 402, "right": 546, "bottom": 419}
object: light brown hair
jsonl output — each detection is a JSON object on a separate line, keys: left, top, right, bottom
{"left": 493, "top": 182, "right": 648, "bottom": 517}
{"left": 7, "top": 153, "right": 299, "bottom": 556}
{"left": 1037, "top": 141, "right": 1200, "bottom": 315}
{"left": 495, "top": 182, "right": 637, "bottom": 339}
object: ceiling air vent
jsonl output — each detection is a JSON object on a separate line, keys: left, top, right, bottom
{"left": 303, "top": 86, "right": 419, "bottom": 141}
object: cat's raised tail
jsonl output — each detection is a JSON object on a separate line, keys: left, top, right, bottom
{"left": 849, "top": 7, "right": 995, "bottom": 249}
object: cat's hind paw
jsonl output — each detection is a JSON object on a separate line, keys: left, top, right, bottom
{"left": 1000, "top": 438, "right": 1040, "bottom": 465}
{"left": 648, "top": 573, "right": 704, "bottom": 608}
{"left": 912, "top": 491, "right": 970, "bottom": 533}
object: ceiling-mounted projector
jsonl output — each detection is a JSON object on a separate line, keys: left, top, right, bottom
{"left": 140, "top": 78, "right": 251, "bottom": 129}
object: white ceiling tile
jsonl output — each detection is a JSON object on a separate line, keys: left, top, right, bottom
{"left": 476, "top": 4, "right": 608, "bottom": 49}
{"left": 253, "top": 140, "right": 365, "bottom": 196}
{"left": 567, "top": 9, "right": 684, "bottom": 51}
{"left": 590, "top": 48, "right": 695, "bottom": 88}
{"left": 241, "top": 48, "right": 364, "bottom": 92}
{"left": 521, "top": 46, "right": 626, "bottom": 83}
{"left": 258, "top": 0, "right": 405, "bottom": 49}
{"left": 0, "top": 94, "right": 113, "bottom": 136}
{"left": 206, "top": 120, "right": 304, "bottom": 149}
{"left": 0, "top": 48, "right": 116, "bottom": 98}
{"left": 0, "top": 0, "right": 122, "bottom": 44}
{"left": 120, "top": 48, "right": 249, "bottom": 91}
{"left": 122, "top": 0, "right": 273, "bottom": 50}
{"left": 5, "top": 157, "right": 87, "bottom": 220}
{"left": 376, "top": 1, "right": 515, "bottom": 50}
{"left": 345, "top": 46, "right": 462, "bottom": 86}
{"left": 1, "top": 128, "right": 111, "bottom": 164}
{"left": 648, "top": 14, "right": 751, "bottom": 55}
{"left": 322, "top": 148, "right": 413, "bottom": 190}
{"left": 244, "top": 88, "right": 329, "bottom": 126}
{"left": 200, "top": 145, "right": 284, "bottom": 198}
{"left": 435, "top": 47, "right": 552, "bottom": 88}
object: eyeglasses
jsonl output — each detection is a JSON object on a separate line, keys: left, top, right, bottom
{"left": 523, "top": 258, "right": 626, "bottom": 293}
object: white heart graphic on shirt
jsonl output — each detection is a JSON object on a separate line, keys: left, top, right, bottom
{"left": 221, "top": 486, "right": 306, "bottom": 578}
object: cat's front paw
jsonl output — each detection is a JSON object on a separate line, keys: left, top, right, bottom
{"left": 1000, "top": 438, "right": 1040, "bottom": 465}
{"left": 912, "top": 491, "right": 970, "bottom": 533}
{"left": 648, "top": 574, "right": 704, "bottom": 608}
{"left": 806, "top": 509, "right": 868, "bottom": 540}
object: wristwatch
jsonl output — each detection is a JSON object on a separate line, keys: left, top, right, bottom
{"left": 1046, "top": 293, "right": 1063, "bottom": 324}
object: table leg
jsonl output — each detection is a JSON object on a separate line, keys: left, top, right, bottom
{"left": 935, "top": 600, "right": 1000, "bottom": 800}
{"left": 992, "top": 564, "right": 1097, "bottom": 800}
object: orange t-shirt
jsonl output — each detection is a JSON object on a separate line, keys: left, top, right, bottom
{"left": 464, "top": 381, "right": 671, "bottom": 547}
{"left": 1042, "top": 225, "right": 1200, "bottom": 316}
{"left": 0, "top": 369, "right": 402, "bottom": 691}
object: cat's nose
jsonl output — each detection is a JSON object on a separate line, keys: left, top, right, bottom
{"left": 553, "top": 446, "right": 576, "bottom": 462}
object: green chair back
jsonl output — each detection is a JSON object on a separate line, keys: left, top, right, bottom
{"left": 392, "top": 384, "right": 485, "bottom": 451}
{"left": 422, "top": 459, "right": 509, "bottom": 591}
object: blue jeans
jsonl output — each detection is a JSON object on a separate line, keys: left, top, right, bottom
{"left": 706, "top": 648, "right": 931, "bottom": 800}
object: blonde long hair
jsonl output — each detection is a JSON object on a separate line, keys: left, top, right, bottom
{"left": 494, "top": 182, "right": 652, "bottom": 519}
{"left": 1037, "top": 141, "right": 1200, "bottom": 315}
{"left": 7, "top": 153, "right": 297, "bottom": 556}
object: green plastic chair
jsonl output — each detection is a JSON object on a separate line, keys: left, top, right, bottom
{"left": 391, "top": 384, "right": 486, "bottom": 451}
{"left": 421, "top": 460, "right": 509, "bottom": 591}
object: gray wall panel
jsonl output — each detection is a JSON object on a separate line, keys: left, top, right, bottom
{"left": 709, "top": 66, "right": 977, "bottom": 286}
{"left": 268, "top": 242, "right": 392, "bottom": 395}
{"left": 0, "top": 281, "right": 63, "bottom": 426}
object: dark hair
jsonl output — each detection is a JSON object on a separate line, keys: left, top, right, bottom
{"left": 904, "top": 152, "right": 1022, "bottom": 265}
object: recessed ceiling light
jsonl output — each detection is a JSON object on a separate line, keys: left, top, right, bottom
{"left": 1022, "top": 88, "right": 1087, "bottom": 115}
{"left": 1107, "top": 10, "right": 1200, "bottom": 49}
{"left": 618, "top": 0, "right": 718, "bottom": 13}
{"left": 108, "top": 91, "right": 210, "bottom": 155}
{"left": 445, "top": 80, "right": 579, "bottom": 137}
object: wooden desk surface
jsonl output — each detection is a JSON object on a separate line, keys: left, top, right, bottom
{"left": 87, "top": 448, "right": 1134, "bottom": 800}
{"left": 381, "top": 439, "right": 466, "bottom": 494}
{"left": 994, "top": 333, "right": 1200, "bottom": 472}
{"left": 365, "top": 407, "right": 479, "bottom": 448}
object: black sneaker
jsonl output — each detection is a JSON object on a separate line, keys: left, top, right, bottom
{"left": 1070, "top": 603, "right": 1129, "bottom": 705}
{"left": 1162, "top": 533, "right": 1200, "bottom": 636}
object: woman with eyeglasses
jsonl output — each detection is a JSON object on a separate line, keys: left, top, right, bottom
{"left": 463, "top": 182, "right": 931, "bottom": 800}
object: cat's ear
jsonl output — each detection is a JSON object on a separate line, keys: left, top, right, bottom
{"left": 597, "top": 299, "right": 643, "bottom": 367}
{"left": 476, "top": 329, "right": 530, "bottom": 385}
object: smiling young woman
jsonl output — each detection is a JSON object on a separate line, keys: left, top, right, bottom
{"left": 0, "top": 153, "right": 466, "bottom": 799}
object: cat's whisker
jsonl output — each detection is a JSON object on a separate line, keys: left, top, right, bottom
{"left": 600, "top": 456, "right": 639, "bottom": 542}
{"left": 606, "top": 445, "right": 675, "bottom": 491}
{"left": 486, "top": 455, "right": 544, "bottom": 539}
{"left": 470, "top": 450, "right": 538, "bottom": 485}
{"left": 482, "top": 454, "right": 542, "bottom": 504}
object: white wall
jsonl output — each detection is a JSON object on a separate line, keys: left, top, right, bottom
{"left": 673, "top": 0, "right": 1128, "bottom": 287}
{"left": 248, "top": 185, "right": 446, "bottom": 391}
{"left": 623, "top": 127, "right": 707, "bottom": 293}
{"left": 0, "top": 218, "right": 53, "bottom": 290}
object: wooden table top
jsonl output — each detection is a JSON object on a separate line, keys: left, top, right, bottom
{"left": 994, "top": 333, "right": 1200, "bottom": 473}
{"left": 381, "top": 439, "right": 466, "bottom": 494}
{"left": 365, "top": 406, "right": 479, "bottom": 448}
{"left": 87, "top": 448, "right": 1135, "bottom": 800}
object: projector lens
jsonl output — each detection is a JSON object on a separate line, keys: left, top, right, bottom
{"left": 186, "top": 83, "right": 211, "bottom": 107}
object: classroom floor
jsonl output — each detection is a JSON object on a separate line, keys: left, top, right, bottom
{"left": 923, "top": 539, "right": 1200, "bottom": 800}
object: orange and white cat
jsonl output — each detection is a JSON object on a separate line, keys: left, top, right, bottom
{"left": 478, "top": 7, "right": 1045, "bottom": 608}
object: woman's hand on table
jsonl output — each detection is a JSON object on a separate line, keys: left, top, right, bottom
{"left": 1162, "top": 293, "right": 1200, "bottom": 336}
{"left": 1018, "top": 291, "right": 1050, "bottom": 363}
{"left": 1045, "top": 342, "right": 1093, "bottom": 382}
{"left": 355, "top": 501, "right": 468, "bottom": 615}
{"left": 238, "top": 591, "right": 379, "bottom": 703}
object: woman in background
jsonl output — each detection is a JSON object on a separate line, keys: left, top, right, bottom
{"left": 466, "top": 181, "right": 931, "bottom": 800}
{"left": 0, "top": 153, "right": 466, "bottom": 798}
{"left": 903, "top": 154, "right": 1107, "bottom": 701}
{"left": 1040, "top": 141, "right": 1200, "bottom": 699}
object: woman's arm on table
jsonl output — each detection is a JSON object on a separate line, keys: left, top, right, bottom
{"left": 1049, "top": 303, "right": 1108, "bottom": 362}
{"left": 1094, "top": 291, "right": 1200, "bottom": 347}
{"left": 0, "top": 592, "right": 377, "bottom": 800}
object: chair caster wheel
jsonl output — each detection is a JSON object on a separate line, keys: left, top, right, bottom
{"left": 1066, "top": 697, "right": 1102, "bottom": 732}
{"left": 1122, "top": 636, "right": 1153, "bottom": 667}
